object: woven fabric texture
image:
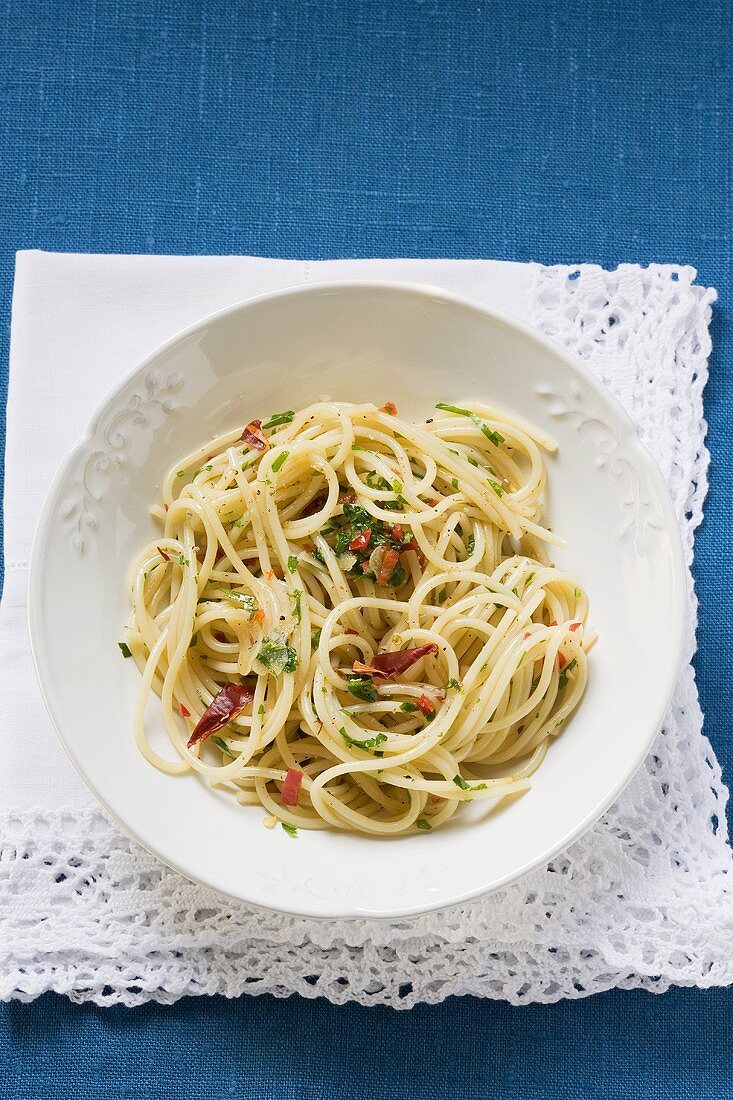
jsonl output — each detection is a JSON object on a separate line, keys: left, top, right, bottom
{"left": 1, "top": 1, "right": 732, "bottom": 1098}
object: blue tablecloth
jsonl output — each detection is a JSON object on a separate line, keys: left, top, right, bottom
{"left": 1, "top": 1, "right": 731, "bottom": 1096}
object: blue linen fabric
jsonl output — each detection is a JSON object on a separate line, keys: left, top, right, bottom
{"left": 1, "top": 1, "right": 732, "bottom": 1097}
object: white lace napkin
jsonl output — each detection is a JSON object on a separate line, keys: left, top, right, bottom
{"left": 2, "top": 252, "right": 730, "bottom": 1008}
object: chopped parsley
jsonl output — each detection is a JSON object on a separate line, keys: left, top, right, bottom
{"left": 365, "top": 470, "right": 391, "bottom": 492}
{"left": 487, "top": 478, "right": 504, "bottom": 497}
{"left": 574, "top": 586, "right": 582, "bottom": 598}
{"left": 290, "top": 589, "right": 302, "bottom": 624}
{"left": 435, "top": 403, "right": 505, "bottom": 447}
{"left": 347, "top": 678, "right": 379, "bottom": 703}
{"left": 446, "top": 677, "right": 461, "bottom": 690}
{"left": 466, "top": 534, "right": 475, "bottom": 555}
{"left": 311, "top": 628, "right": 322, "bottom": 650}
{"left": 416, "top": 819, "right": 432, "bottom": 831}
{"left": 118, "top": 641, "right": 132, "bottom": 659}
{"left": 287, "top": 555, "right": 298, "bottom": 574}
{"left": 257, "top": 633, "right": 298, "bottom": 674}
{"left": 262, "top": 411, "right": 295, "bottom": 430}
{"left": 467, "top": 454, "right": 478, "bottom": 467}
{"left": 453, "top": 774, "right": 487, "bottom": 792}
{"left": 351, "top": 443, "right": 368, "bottom": 452}
{"left": 271, "top": 451, "right": 289, "bottom": 473}
{"left": 178, "top": 553, "right": 189, "bottom": 567}
{"left": 451, "top": 478, "right": 459, "bottom": 490}
{"left": 400, "top": 701, "right": 419, "bottom": 712}
{"left": 281, "top": 822, "right": 298, "bottom": 838}
{"left": 437, "top": 586, "right": 447, "bottom": 604}
{"left": 257, "top": 704, "right": 265, "bottom": 715}
{"left": 176, "top": 469, "right": 185, "bottom": 478}
{"left": 211, "top": 735, "right": 233, "bottom": 757}
{"left": 559, "top": 657, "right": 578, "bottom": 689}
{"left": 340, "top": 727, "right": 388, "bottom": 752}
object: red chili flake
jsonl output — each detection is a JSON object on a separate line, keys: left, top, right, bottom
{"left": 157, "top": 546, "right": 171, "bottom": 562}
{"left": 344, "top": 628, "right": 359, "bottom": 636}
{"left": 253, "top": 609, "right": 265, "bottom": 623}
{"left": 403, "top": 538, "right": 427, "bottom": 568}
{"left": 360, "top": 561, "right": 371, "bottom": 573}
{"left": 425, "top": 498, "right": 439, "bottom": 507}
{"left": 379, "top": 401, "right": 398, "bottom": 415}
{"left": 391, "top": 524, "right": 404, "bottom": 541}
{"left": 349, "top": 529, "right": 372, "bottom": 552}
{"left": 187, "top": 680, "right": 256, "bottom": 747}
{"left": 353, "top": 643, "right": 439, "bottom": 680}
{"left": 338, "top": 490, "right": 357, "bottom": 505}
{"left": 569, "top": 622, "right": 581, "bottom": 632}
{"left": 214, "top": 631, "right": 227, "bottom": 643}
{"left": 179, "top": 703, "right": 191, "bottom": 718}
{"left": 523, "top": 631, "right": 532, "bottom": 639}
{"left": 549, "top": 620, "right": 558, "bottom": 627}
{"left": 368, "top": 544, "right": 400, "bottom": 586}
{"left": 557, "top": 652, "right": 568, "bottom": 670}
{"left": 428, "top": 794, "right": 441, "bottom": 805}
{"left": 164, "top": 503, "right": 169, "bottom": 512}
{"left": 281, "top": 768, "right": 304, "bottom": 807}
{"left": 416, "top": 694, "right": 436, "bottom": 716}
{"left": 241, "top": 420, "right": 269, "bottom": 451}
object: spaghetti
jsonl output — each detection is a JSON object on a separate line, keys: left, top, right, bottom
{"left": 122, "top": 400, "right": 590, "bottom": 835}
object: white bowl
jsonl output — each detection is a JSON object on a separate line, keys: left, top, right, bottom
{"left": 28, "top": 283, "right": 685, "bottom": 919}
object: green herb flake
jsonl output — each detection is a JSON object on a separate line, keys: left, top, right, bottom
{"left": 453, "top": 775, "right": 470, "bottom": 790}
{"left": 466, "top": 534, "right": 475, "bottom": 555}
{"left": 574, "top": 586, "right": 582, "bottom": 598}
{"left": 437, "top": 586, "right": 447, "bottom": 604}
{"left": 487, "top": 478, "right": 504, "bottom": 497}
{"left": 400, "top": 701, "right": 419, "bottom": 712}
{"left": 262, "top": 411, "right": 295, "bottom": 430}
{"left": 451, "top": 478, "right": 459, "bottom": 490}
{"left": 178, "top": 553, "right": 189, "bottom": 567}
{"left": 392, "top": 478, "right": 404, "bottom": 495}
{"left": 211, "top": 735, "right": 234, "bottom": 757}
{"left": 271, "top": 451, "right": 289, "bottom": 473}
{"left": 526, "top": 572, "right": 535, "bottom": 584}
{"left": 347, "top": 678, "right": 379, "bottom": 703}
{"left": 416, "top": 818, "right": 432, "bottom": 831}
{"left": 435, "top": 403, "right": 505, "bottom": 447}
{"left": 257, "top": 632, "right": 299, "bottom": 674}
{"left": 291, "top": 589, "right": 302, "bottom": 624}
{"left": 287, "top": 555, "right": 298, "bottom": 574}
{"left": 281, "top": 822, "right": 298, "bottom": 838}
{"left": 176, "top": 469, "right": 185, "bottom": 478}
{"left": 467, "top": 454, "right": 478, "bottom": 468}
{"left": 340, "top": 727, "right": 388, "bottom": 752}
{"left": 257, "top": 704, "right": 265, "bottom": 715}
{"left": 559, "top": 657, "right": 578, "bottom": 690}
{"left": 445, "top": 678, "right": 460, "bottom": 690}
{"left": 351, "top": 443, "right": 368, "bottom": 452}
{"left": 219, "top": 589, "right": 258, "bottom": 619}
{"left": 311, "top": 628, "right": 322, "bottom": 650}
{"left": 118, "top": 642, "right": 132, "bottom": 659}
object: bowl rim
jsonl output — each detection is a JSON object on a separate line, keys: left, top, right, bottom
{"left": 27, "top": 280, "right": 687, "bottom": 919}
